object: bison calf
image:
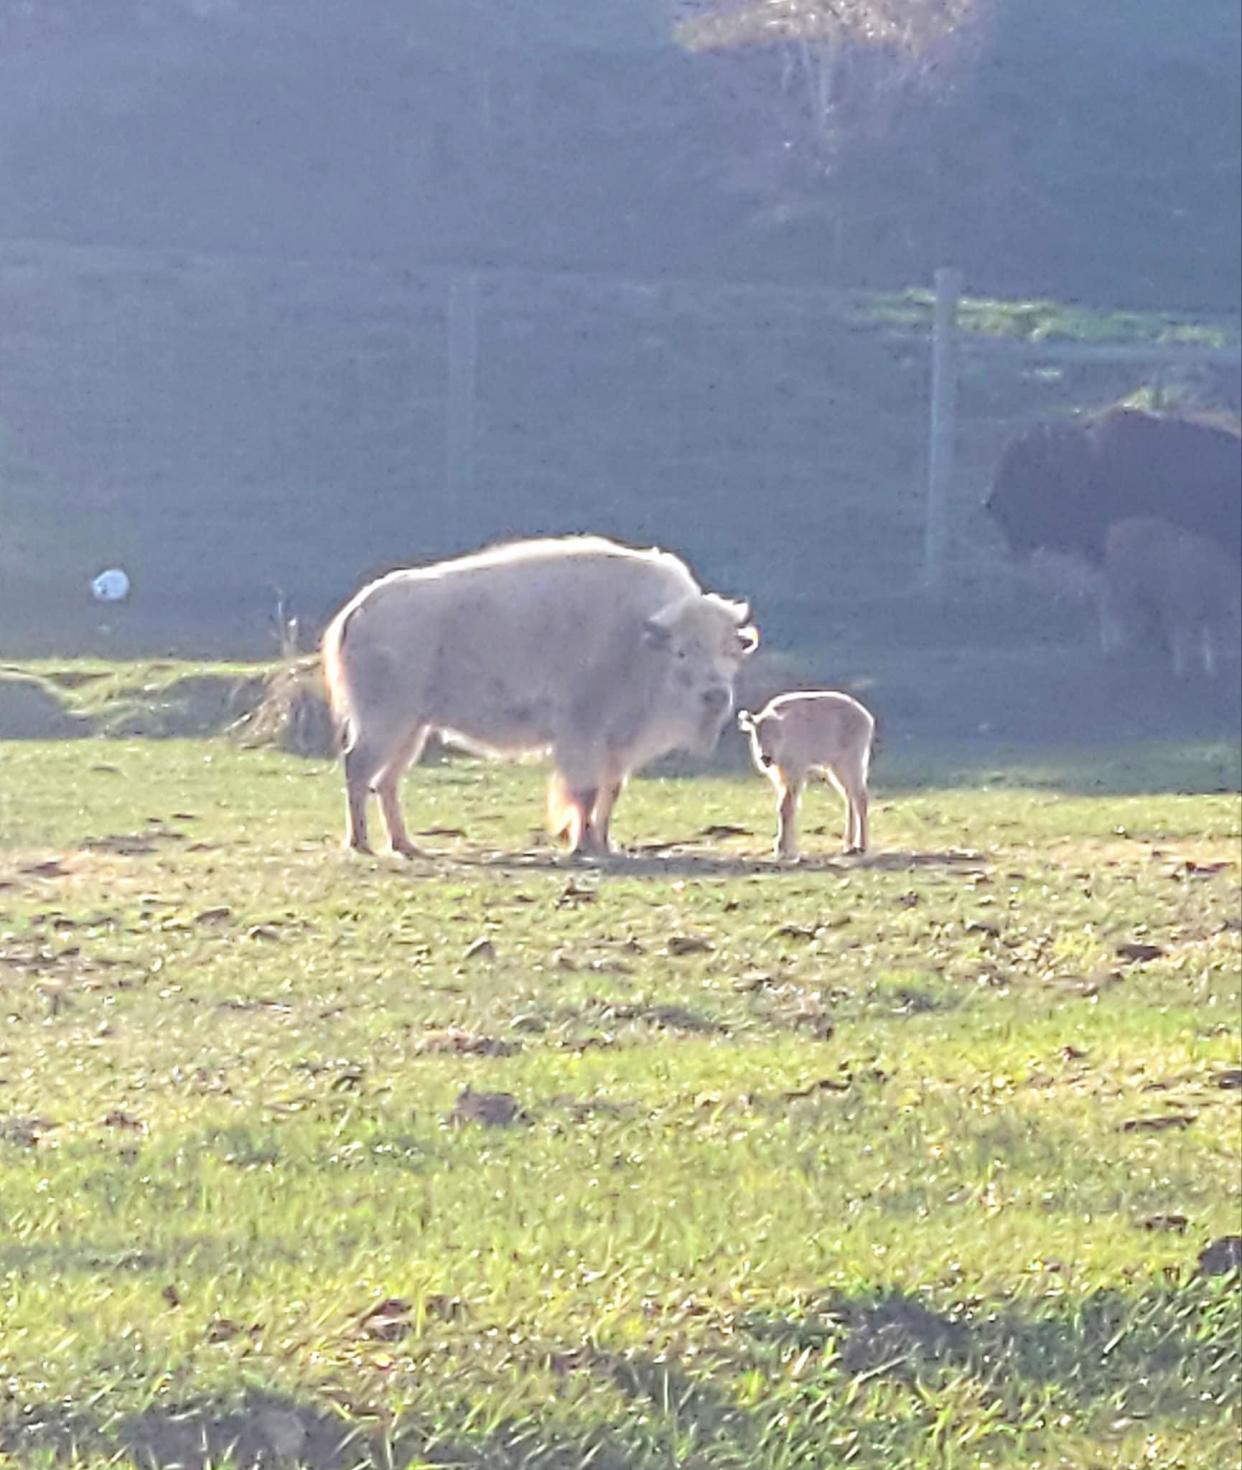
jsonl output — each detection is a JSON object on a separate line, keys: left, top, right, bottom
{"left": 1100, "top": 516, "right": 1241, "bottom": 679}
{"left": 738, "top": 692, "right": 876, "bottom": 861}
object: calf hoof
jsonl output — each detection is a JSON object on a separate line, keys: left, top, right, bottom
{"left": 843, "top": 845, "right": 867, "bottom": 857}
{"left": 346, "top": 838, "right": 375, "bottom": 856}
{"left": 391, "top": 840, "right": 426, "bottom": 860}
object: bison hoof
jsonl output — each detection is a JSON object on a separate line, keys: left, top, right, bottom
{"left": 347, "top": 840, "right": 375, "bottom": 856}
{"left": 391, "top": 841, "right": 425, "bottom": 860}
{"left": 844, "top": 845, "right": 866, "bottom": 857}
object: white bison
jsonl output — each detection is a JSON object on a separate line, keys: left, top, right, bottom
{"left": 738, "top": 691, "right": 876, "bottom": 860}
{"left": 322, "top": 535, "right": 758, "bottom": 857}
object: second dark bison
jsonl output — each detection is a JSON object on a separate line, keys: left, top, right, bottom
{"left": 985, "top": 405, "right": 1241, "bottom": 567}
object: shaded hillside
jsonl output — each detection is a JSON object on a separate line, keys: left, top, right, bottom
{"left": 0, "top": 0, "right": 1237, "bottom": 307}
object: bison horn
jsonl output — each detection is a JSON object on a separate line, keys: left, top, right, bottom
{"left": 641, "top": 617, "right": 673, "bottom": 651}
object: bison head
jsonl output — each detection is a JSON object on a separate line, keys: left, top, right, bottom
{"left": 985, "top": 419, "right": 1109, "bottom": 565}
{"left": 642, "top": 592, "right": 758, "bottom": 754}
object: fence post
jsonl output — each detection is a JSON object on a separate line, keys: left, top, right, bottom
{"left": 444, "top": 271, "right": 479, "bottom": 537}
{"left": 923, "top": 266, "right": 962, "bottom": 595}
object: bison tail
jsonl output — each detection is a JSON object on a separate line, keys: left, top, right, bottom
{"left": 546, "top": 772, "right": 576, "bottom": 842}
{"left": 320, "top": 606, "right": 356, "bottom": 753}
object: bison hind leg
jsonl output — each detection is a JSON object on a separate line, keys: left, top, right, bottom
{"left": 343, "top": 721, "right": 424, "bottom": 856}
{"left": 376, "top": 725, "right": 431, "bottom": 857}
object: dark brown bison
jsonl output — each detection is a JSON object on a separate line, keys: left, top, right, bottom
{"left": 985, "top": 406, "right": 1241, "bottom": 567}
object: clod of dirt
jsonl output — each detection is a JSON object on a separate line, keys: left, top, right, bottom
{"left": 463, "top": 936, "right": 496, "bottom": 961}
{"left": 1197, "top": 1236, "right": 1242, "bottom": 1276}
{"left": 1121, "top": 1113, "right": 1197, "bottom": 1132}
{"left": 19, "top": 858, "right": 71, "bottom": 879}
{"left": 1116, "top": 941, "right": 1165, "bottom": 963}
{"left": 0, "top": 1116, "right": 56, "bottom": 1146}
{"left": 784, "top": 1077, "right": 852, "bottom": 1101}
{"left": 102, "top": 1110, "right": 146, "bottom": 1132}
{"left": 83, "top": 834, "right": 158, "bottom": 855}
{"left": 195, "top": 906, "right": 232, "bottom": 925}
{"left": 700, "top": 824, "right": 752, "bottom": 839}
{"left": 415, "top": 1028, "right": 521, "bottom": 1057}
{"left": 161, "top": 1284, "right": 182, "bottom": 1308}
{"left": 556, "top": 880, "right": 597, "bottom": 907}
{"left": 1141, "top": 1213, "right": 1189, "bottom": 1232}
{"left": 665, "top": 934, "right": 715, "bottom": 956}
{"left": 774, "top": 923, "right": 820, "bottom": 941}
{"left": 1059, "top": 1045, "right": 1088, "bottom": 1061}
{"left": 1214, "top": 1068, "right": 1242, "bottom": 1090}
{"left": 206, "top": 1317, "right": 262, "bottom": 1344}
{"left": 447, "top": 1088, "right": 531, "bottom": 1127}
{"left": 359, "top": 1297, "right": 412, "bottom": 1342}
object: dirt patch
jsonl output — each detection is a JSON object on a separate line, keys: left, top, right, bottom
{"left": 0, "top": 671, "right": 92, "bottom": 738}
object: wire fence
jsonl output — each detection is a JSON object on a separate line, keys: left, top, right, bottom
{"left": 0, "top": 237, "right": 1237, "bottom": 650}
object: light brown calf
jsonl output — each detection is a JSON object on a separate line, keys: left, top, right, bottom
{"left": 1100, "top": 516, "right": 1241, "bottom": 679}
{"left": 738, "top": 691, "right": 876, "bottom": 860}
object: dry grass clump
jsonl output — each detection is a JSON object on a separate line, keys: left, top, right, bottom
{"left": 229, "top": 655, "right": 337, "bottom": 758}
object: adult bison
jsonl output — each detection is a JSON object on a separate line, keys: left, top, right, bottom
{"left": 322, "top": 535, "right": 758, "bottom": 858}
{"left": 985, "top": 406, "right": 1242, "bottom": 567}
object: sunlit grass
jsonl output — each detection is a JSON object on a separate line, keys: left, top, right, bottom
{"left": 0, "top": 737, "right": 1238, "bottom": 1468}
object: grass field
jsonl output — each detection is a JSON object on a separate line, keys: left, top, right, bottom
{"left": 0, "top": 733, "right": 1238, "bottom": 1469}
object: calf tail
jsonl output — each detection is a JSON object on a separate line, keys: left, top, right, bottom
{"left": 320, "top": 604, "right": 358, "bottom": 755}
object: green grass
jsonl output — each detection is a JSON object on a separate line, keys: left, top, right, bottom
{"left": 0, "top": 738, "right": 1238, "bottom": 1469}
{"left": 866, "top": 290, "right": 1240, "bottom": 348}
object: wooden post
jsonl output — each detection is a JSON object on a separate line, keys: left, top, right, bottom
{"left": 924, "top": 267, "right": 962, "bottom": 595}
{"left": 444, "top": 272, "right": 479, "bottom": 540}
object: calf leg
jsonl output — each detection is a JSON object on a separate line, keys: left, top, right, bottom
{"left": 822, "top": 765, "right": 866, "bottom": 855}
{"left": 845, "top": 775, "right": 869, "bottom": 854}
{"left": 375, "top": 725, "right": 430, "bottom": 856}
{"left": 774, "top": 776, "right": 803, "bottom": 861}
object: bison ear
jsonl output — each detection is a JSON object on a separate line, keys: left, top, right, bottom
{"left": 736, "top": 624, "right": 759, "bottom": 655}
{"left": 641, "top": 617, "right": 673, "bottom": 651}
{"left": 737, "top": 710, "right": 756, "bottom": 733}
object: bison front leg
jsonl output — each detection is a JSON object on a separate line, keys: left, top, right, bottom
{"left": 588, "top": 779, "right": 626, "bottom": 856}
{"left": 547, "top": 772, "right": 604, "bottom": 857}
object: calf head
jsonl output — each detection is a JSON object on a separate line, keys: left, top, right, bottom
{"left": 737, "top": 707, "right": 782, "bottom": 771}
{"left": 642, "top": 593, "right": 758, "bottom": 753}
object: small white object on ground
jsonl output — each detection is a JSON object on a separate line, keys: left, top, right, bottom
{"left": 91, "top": 568, "right": 131, "bottom": 602}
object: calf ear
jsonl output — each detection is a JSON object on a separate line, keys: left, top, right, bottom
{"left": 736, "top": 624, "right": 759, "bottom": 655}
